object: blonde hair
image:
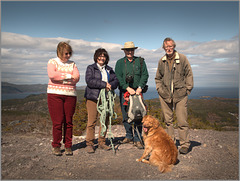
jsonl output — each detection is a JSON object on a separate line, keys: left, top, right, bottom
{"left": 56, "top": 41, "right": 73, "bottom": 59}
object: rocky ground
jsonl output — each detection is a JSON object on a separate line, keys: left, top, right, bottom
{"left": 1, "top": 125, "right": 239, "bottom": 180}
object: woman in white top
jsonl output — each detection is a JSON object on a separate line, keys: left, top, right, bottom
{"left": 47, "top": 42, "right": 80, "bottom": 156}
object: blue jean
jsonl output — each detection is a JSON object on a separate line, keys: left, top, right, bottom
{"left": 119, "top": 91, "right": 142, "bottom": 142}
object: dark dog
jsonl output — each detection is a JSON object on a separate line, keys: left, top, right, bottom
{"left": 136, "top": 115, "right": 178, "bottom": 173}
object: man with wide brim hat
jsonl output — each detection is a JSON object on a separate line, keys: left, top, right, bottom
{"left": 115, "top": 41, "right": 149, "bottom": 149}
{"left": 121, "top": 41, "right": 138, "bottom": 50}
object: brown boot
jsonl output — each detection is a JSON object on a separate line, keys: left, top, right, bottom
{"left": 99, "top": 144, "right": 112, "bottom": 151}
{"left": 134, "top": 142, "right": 144, "bottom": 149}
{"left": 65, "top": 147, "right": 73, "bottom": 156}
{"left": 52, "top": 147, "right": 62, "bottom": 156}
{"left": 121, "top": 138, "right": 133, "bottom": 144}
{"left": 179, "top": 147, "right": 189, "bottom": 154}
{"left": 86, "top": 145, "right": 95, "bottom": 154}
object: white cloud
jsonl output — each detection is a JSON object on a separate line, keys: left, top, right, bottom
{"left": 1, "top": 32, "right": 239, "bottom": 88}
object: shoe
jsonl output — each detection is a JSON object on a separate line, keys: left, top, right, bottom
{"left": 134, "top": 142, "right": 144, "bottom": 149}
{"left": 86, "top": 145, "right": 95, "bottom": 154}
{"left": 99, "top": 144, "right": 112, "bottom": 151}
{"left": 52, "top": 147, "right": 62, "bottom": 156}
{"left": 179, "top": 147, "right": 189, "bottom": 154}
{"left": 65, "top": 147, "right": 73, "bottom": 156}
{"left": 121, "top": 138, "right": 133, "bottom": 144}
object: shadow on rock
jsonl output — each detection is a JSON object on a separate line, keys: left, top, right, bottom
{"left": 71, "top": 136, "right": 126, "bottom": 152}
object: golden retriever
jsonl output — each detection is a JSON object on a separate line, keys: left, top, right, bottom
{"left": 136, "top": 115, "right": 178, "bottom": 173}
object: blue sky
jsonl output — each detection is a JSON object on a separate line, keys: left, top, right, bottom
{"left": 1, "top": 1, "right": 239, "bottom": 88}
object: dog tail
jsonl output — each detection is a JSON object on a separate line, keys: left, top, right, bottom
{"left": 158, "top": 163, "right": 174, "bottom": 173}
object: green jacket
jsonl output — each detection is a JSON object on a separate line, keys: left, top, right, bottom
{"left": 155, "top": 51, "right": 194, "bottom": 103}
{"left": 115, "top": 56, "right": 149, "bottom": 91}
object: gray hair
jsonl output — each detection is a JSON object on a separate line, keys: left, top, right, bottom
{"left": 162, "top": 37, "right": 176, "bottom": 49}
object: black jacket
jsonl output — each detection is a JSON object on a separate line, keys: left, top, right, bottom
{"left": 84, "top": 63, "right": 119, "bottom": 100}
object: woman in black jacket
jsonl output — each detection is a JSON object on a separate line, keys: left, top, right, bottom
{"left": 84, "top": 48, "right": 119, "bottom": 154}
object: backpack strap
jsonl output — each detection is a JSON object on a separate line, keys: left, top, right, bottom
{"left": 139, "top": 57, "right": 144, "bottom": 73}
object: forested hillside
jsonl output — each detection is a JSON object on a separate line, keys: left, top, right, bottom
{"left": 1, "top": 89, "right": 239, "bottom": 136}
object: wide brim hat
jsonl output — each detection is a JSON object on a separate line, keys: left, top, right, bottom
{"left": 121, "top": 41, "right": 138, "bottom": 50}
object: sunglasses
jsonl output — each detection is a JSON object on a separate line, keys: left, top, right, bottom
{"left": 65, "top": 52, "right": 72, "bottom": 55}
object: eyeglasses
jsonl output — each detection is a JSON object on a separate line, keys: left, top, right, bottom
{"left": 164, "top": 46, "right": 174, "bottom": 49}
{"left": 65, "top": 52, "right": 72, "bottom": 55}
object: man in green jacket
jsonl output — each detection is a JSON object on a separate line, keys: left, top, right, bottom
{"left": 155, "top": 37, "right": 194, "bottom": 154}
{"left": 115, "top": 41, "right": 149, "bottom": 149}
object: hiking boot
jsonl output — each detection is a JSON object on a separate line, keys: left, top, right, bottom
{"left": 99, "top": 144, "right": 112, "bottom": 151}
{"left": 121, "top": 138, "right": 133, "bottom": 144}
{"left": 52, "top": 147, "right": 62, "bottom": 156}
{"left": 179, "top": 147, "right": 189, "bottom": 154}
{"left": 86, "top": 145, "right": 95, "bottom": 154}
{"left": 65, "top": 147, "right": 73, "bottom": 156}
{"left": 134, "top": 142, "right": 144, "bottom": 149}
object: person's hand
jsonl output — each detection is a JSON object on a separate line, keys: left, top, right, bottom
{"left": 124, "top": 96, "right": 129, "bottom": 102}
{"left": 136, "top": 87, "right": 142, "bottom": 95}
{"left": 64, "top": 74, "right": 72, "bottom": 80}
{"left": 71, "top": 75, "right": 78, "bottom": 81}
{"left": 106, "top": 82, "right": 111, "bottom": 91}
{"left": 126, "top": 87, "right": 135, "bottom": 95}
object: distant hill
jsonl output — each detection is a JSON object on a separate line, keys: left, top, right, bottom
{"left": 2, "top": 82, "right": 48, "bottom": 94}
{"left": 1, "top": 82, "right": 86, "bottom": 94}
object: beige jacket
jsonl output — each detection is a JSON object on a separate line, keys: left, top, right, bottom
{"left": 155, "top": 52, "right": 194, "bottom": 103}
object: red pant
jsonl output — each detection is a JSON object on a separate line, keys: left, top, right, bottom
{"left": 48, "top": 94, "right": 76, "bottom": 148}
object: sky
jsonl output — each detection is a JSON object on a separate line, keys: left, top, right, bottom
{"left": 1, "top": 0, "right": 239, "bottom": 88}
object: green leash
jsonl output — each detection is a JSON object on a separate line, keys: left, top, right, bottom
{"left": 97, "top": 88, "right": 117, "bottom": 153}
